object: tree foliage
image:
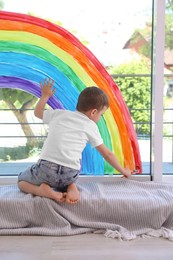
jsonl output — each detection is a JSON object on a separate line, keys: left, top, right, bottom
{"left": 166, "top": 0, "right": 173, "bottom": 11}
{"left": 0, "top": 0, "right": 4, "bottom": 10}
{"left": 165, "top": 0, "right": 173, "bottom": 50}
{"left": 109, "top": 59, "right": 151, "bottom": 136}
{"left": 0, "top": 88, "right": 37, "bottom": 146}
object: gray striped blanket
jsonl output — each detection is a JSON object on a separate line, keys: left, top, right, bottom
{"left": 0, "top": 179, "right": 173, "bottom": 241}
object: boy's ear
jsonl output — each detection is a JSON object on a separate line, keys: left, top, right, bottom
{"left": 90, "top": 108, "right": 97, "bottom": 116}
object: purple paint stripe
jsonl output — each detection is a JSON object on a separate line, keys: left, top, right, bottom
{"left": 0, "top": 76, "right": 64, "bottom": 109}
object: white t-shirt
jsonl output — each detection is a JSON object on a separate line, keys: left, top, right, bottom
{"left": 39, "top": 109, "right": 103, "bottom": 170}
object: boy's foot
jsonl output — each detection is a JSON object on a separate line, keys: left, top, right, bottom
{"left": 40, "top": 183, "right": 65, "bottom": 202}
{"left": 65, "top": 183, "right": 80, "bottom": 204}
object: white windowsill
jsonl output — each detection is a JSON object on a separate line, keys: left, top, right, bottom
{"left": 1, "top": 175, "right": 173, "bottom": 186}
{"left": 0, "top": 174, "right": 151, "bottom": 185}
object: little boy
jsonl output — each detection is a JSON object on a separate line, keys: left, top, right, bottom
{"left": 18, "top": 78, "right": 132, "bottom": 204}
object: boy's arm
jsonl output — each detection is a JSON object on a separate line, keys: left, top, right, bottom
{"left": 34, "top": 78, "right": 55, "bottom": 119}
{"left": 96, "top": 143, "right": 132, "bottom": 178}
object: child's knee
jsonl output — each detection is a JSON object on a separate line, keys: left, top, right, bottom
{"left": 18, "top": 181, "right": 27, "bottom": 191}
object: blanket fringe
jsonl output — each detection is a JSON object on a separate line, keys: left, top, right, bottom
{"left": 104, "top": 229, "right": 136, "bottom": 241}
{"left": 104, "top": 227, "right": 173, "bottom": 242}
{"left": 142, "top": 227, "right": 173, "bottom": 241}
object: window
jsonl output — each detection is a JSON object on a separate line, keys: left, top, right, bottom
{"left": 0, "top": 0, "right": 171, "bottom": 182}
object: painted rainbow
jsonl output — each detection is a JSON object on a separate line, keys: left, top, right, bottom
{"left": 0, "top": 11, "right": 142, "bottom": 175}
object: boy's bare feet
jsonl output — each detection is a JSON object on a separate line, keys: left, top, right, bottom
{"left": 65, "top": 183, "right": 80, "bottom": 204}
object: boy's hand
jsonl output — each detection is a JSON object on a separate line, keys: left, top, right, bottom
{"left": 40, "top": 78, "right": 55, "bottom": 98}
{"left": 122, "top": 168, "right": 134, "bottom": 178}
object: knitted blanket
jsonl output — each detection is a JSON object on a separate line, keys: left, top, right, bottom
{"left": 0, "top": 179, "right": 173, "bottom": 241}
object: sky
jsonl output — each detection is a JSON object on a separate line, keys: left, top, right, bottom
{"left": 2, "top": 0, "right": 152, "bottom": 65}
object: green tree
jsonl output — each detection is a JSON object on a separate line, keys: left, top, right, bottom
{"left": 160, "top": 0, "right": 173, "bottom": 50}
{"left": 0, "top": 0, "right": 4, "bottom": 9}
{"left": 165, "top": 15, "right": 173, "bottom": 50}
{"left": 166, "top": 0, "right": 173, "bottom": 11}
{"left": 0, "top": 89, "right": 37, "bottom": 147}
{"left": 109, "top": 59, "right": 151, "bottom": 135}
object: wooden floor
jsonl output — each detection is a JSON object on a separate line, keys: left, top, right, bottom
{"left": 0, "top": 233, "right": 173, "bottom": 260}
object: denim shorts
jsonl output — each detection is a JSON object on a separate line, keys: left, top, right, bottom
{"left": 18, "top": 160, "right": 80, "bottom": 192}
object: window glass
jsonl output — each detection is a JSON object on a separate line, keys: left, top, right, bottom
{"left": 163, "top": 0, "right": 173, "bottom": 174}
{"left": 1, "top": 0, "right": 153, "bottom": 176}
